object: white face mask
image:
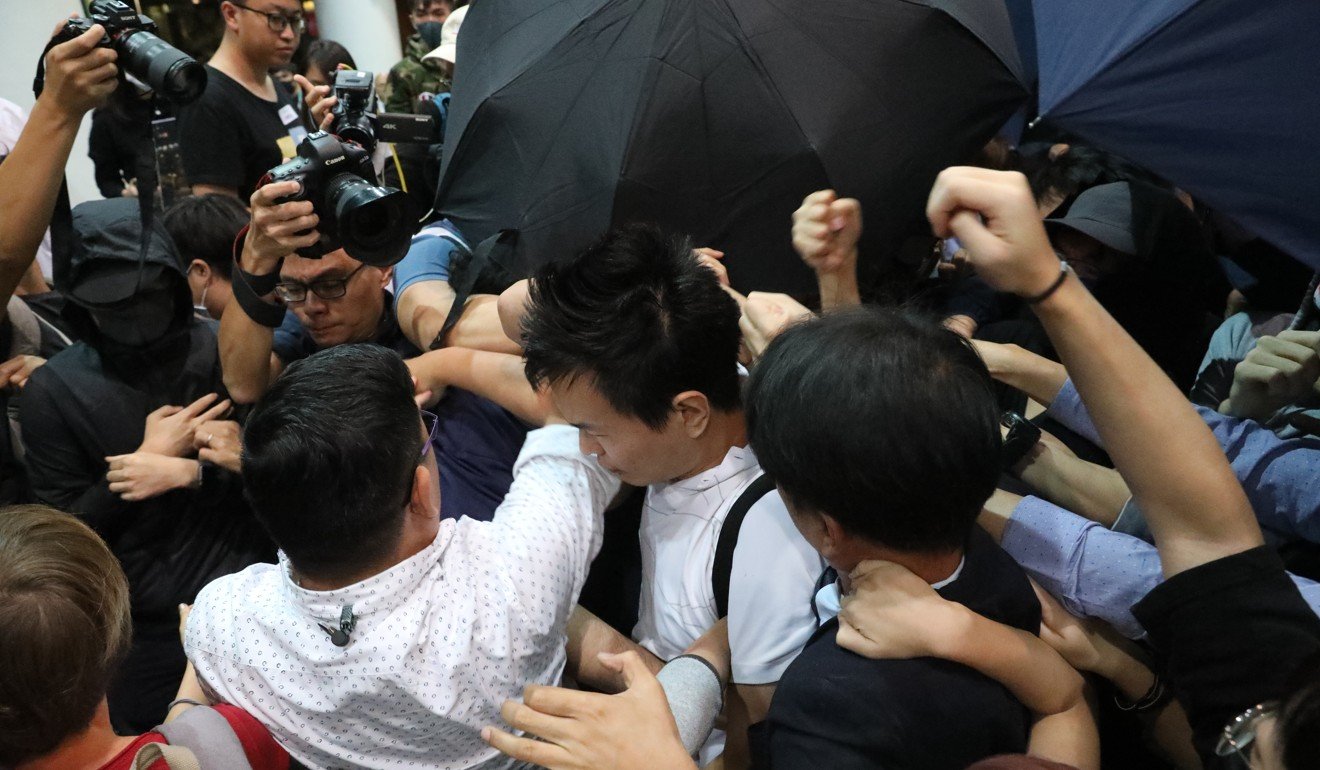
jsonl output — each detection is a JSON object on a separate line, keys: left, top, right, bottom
{"left": 192, "top": 281, "right": 210, "bottom": 319}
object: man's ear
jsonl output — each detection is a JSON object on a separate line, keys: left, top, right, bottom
{"left": 672, "top": 390, "right": 711, "bottom": 438}
{"left": 189, "top": 259, "right": 212, "bottom": 282}
{"left": 377, "top": 266, "right": 394, "bottom": 291}
{"left": 407, "top": 464, "right": 440, "bottom": 521}
{"left": 818, "top": 513, "right": 849, "bottom": 562}
{"left": 220, "top": 0, "right": 242, "bottom": 30}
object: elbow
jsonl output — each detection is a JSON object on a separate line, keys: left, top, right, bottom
{"left": 497, "top": 280, "right": 531, "bottom": 345}
{"left": 224, "top": 375, "right": 264, "bottom": 406}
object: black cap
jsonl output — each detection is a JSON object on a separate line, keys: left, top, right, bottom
{"left": 1045, "top": 182, "right": 1137, "bottom": 256}
{"left": 63, "top": 198, "right": 181, "bottom": 309}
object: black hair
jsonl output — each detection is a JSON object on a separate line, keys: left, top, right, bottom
{"left": 745, "top": 307, "right": 1001, "bottom": 552}
{"left": 411, "top": 0, "right": 455, "bottom": 13}
{"left": 521, "top": 223, "right": 742, "bottom": 429}
{"left": 162, "top": 195, "right": 249, "bottom": 279}
{"left": 302, "top": 39, "right": 356, "bottom": 78}
{"left": 1016, "top": 143, "right": 1167, "bottom": 211}
{"left": 242, "top": 344, "right": 422, "bottom": 582}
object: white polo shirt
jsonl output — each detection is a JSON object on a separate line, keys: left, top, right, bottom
{"left": 633, "top": 444, "right": 825, "bottom": 682}
{"left": 184, "top": 426, "right": 619, "bottom": 770}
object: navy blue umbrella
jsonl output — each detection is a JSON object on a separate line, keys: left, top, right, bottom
{"left": 1029, "top": 0, "right": 1320, "bottom": 270}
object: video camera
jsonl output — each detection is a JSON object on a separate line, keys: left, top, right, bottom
{"left": 38, "top": 0, "right": 206, "bottom": 105}
{"left": 329, "top": 70, "right": 441, "bottom": 155}
{"left": 265, "top": 132, "right": 415, "bottom": 267}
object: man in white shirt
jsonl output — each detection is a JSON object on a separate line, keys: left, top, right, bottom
{"left": 184, "top": 344, "right": 618, "bottom": 769}
{"left": 512, "top": 224, "right": 825, "bottom": 764}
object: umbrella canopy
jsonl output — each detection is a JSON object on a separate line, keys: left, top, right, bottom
{"left": 1031, "top": 0, "right": 1320, "bottom": 271}
{"left": 436, "top": 0, "right": 1027, "bottom": 294}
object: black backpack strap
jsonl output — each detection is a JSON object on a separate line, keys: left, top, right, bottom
{"left": 429, "top": 229, "right": 515, "bottom": 350}
{"left": 712, "top": 473, "right": 777, "bottom": 619}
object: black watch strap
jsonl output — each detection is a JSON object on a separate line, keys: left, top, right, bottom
{"left": 1000, "top": 411, "right": 1042, "bottom": 471}
{"left": 231, "top": 226, "right": 287, "bottom": 328}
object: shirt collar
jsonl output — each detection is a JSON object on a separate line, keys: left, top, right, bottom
{"left": 279, "top": 526, "right": 448, "bottom": 626}
{"left": 648, "top": 443, "right": 760, "bottom": 512}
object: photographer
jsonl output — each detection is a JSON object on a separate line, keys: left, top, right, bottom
{"left": 221, "top": 180, "right": 529, "bottom": 522}
{"left": 176, "top": 0, "right": 308, "bottom": 198}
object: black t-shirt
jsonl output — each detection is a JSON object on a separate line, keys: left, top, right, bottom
{"left": 176, "top": 66, "right": 307, "bottom": 197}
{"left": 1133, "top": 546, "right": 1320, "bottom": 766}
{"left": 753, "top": 527, "right": 1042, "bottom": 770}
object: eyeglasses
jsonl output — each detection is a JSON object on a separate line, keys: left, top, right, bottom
{"left": 419, "top": 410, "right": 439, "bottom": 460}
{"left": 275, "top": 264, "right": 367, "bottom": 303}
{"left": 230, "top": 2, "right": 306, "bottom": 34}
{"left": 1216, "top": 701, "right": 1278, "bottom": 761}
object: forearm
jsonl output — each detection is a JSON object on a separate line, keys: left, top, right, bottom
{"left": 219, "top": 293, "right": 278, "bottom": 404}
{"left": 1032, "top": 278, "right": 1261, "bottom": 575}
{"left": 409, "top": 347, "right": 549, "bottom": 425}
{"left": 816, "top": 262, "right": 860, "bottom": 311}
{"left": 984, "top": 343, "right": 1068, "bottom": 407}
{"left": 0, "top": 99, "right": 83, "bottom": 301}
{"left": 1095, "top": 646, "right": 1200, "bottom": 769}
{"left": 938, "top": 607, "right": 1085, "bottom": 716}
{"left": 1017, "top": 446, "right": 1130, "bottom": 528}
{"left": 566, "top": 605, "right": 663, "bottom": 692}
{"left": 1028, "top": 697, "right": 1100, "bottom": 770}
{"left": 165, "top": 661, "right": 212, "bottom": 722}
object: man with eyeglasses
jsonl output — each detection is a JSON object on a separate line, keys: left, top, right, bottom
{"left": 177, "top": 0, "right": 310, "bottom": 199}
{"left": 184, "top": 343, "right": 620, "bottom": 769}
{"left": 219, "top": 181, "right": 530, "bottom": 523}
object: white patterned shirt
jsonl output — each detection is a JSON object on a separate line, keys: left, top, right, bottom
{"left": 184, "top": 426, "right": 619, "bottom": 770}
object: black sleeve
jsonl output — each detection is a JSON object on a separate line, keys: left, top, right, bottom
{"left": 88, "top": 110, "right": 125, "bottom": 198}
{"left": 177, "top": 95, "right": 244, "bottom": 191}
{"left": 1134, "top": 546, "right": 1320, "bottom": 761}
{"left": 19, "top": 368, "right": 133, "bottom": 532}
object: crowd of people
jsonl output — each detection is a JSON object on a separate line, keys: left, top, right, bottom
{"left": 1, "top": 1, "right": 1318, "bottom": 769}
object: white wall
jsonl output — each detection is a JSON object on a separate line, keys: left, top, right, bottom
{"left": 315, "top": 0, "right": 404, "bottom": 76}
{"left": 0, "top": 0, "right": 102, "bottom": 207}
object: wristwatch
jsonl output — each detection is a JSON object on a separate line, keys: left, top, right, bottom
{"left": 1000, "top": 411, "right": 1042, "bottom": 471}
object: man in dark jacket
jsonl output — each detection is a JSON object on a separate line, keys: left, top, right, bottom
{"left": 385, "top": 0, "right": 453, "bottom": 114}
{"left": 20, "top": 198, "right": 274, "bottom": 733}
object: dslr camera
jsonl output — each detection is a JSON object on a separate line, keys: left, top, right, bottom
{"left": 265, "top": 132, "right": 415, "bottom": 267}
{"left": 41, "top": 0, "right": 206, "bottom": 104}
{"left": 330, "top": 70, "right": 441, "bottom": 155}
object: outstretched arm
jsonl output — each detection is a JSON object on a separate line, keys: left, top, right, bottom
{"left": 0, "top": 22, "right": 118, "bottom": 318}
{"left": 927, "top": 168, "right": 1261, "bottom": 577}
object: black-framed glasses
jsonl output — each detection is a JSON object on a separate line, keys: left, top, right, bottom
{"left": 1216, "top": 701, "right": 1278, "bottom": 761}
{"left": 230, "top": 1, "right": 305, "bottom": 34}
{"left": 275, "top": 264, "right": 367, "bottom": 303}
{"left": 419, "top": 410, "right": 439, "bottom": 460}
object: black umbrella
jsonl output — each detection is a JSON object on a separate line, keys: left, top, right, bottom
{"left": 436, "top": 0, "right": 1027, "bottom": 294}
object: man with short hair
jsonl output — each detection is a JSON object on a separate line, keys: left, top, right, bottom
{"left": 220, "top": 181, "right": 527, "bottom": 521}
{"left": 744, "top": 307, "right": 1043, "bottom": 768}
{"left": 386, "top": 0, "right": 455, "bottom": 113}
{"left": 163, "top": 194, "right": 249, "bottom": 320}
{"left": 515, "top": 224, "right": 824, "bottom": 763}
{"left": 178, "top": 0, "right": 309, "bottom": 198}
{"left": 185, "top": 344, "right": 619, "bottom": 769}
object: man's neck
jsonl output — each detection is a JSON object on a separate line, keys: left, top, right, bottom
{"left": 19, "top": 701, "right": 137, "bottom": 770}
{"left": 671, "top": 408, "right": 748, "bottom": 483}
{"left": 837, "top": 546, "right": 964, "bottom": 595}
{"left": 210, "top": 39, "right": 274, "bottom": 97}
{"left": 294, "top": 526, "right": 438, "bottom": 592}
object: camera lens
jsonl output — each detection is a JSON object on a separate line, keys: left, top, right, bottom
{"left": 117, "top": 29, "right": 207, "bottom": 104}
{"left": 324, "top": 174, "right": 414, "bottom": 267}
{"left": 335, "top": 114, "right": 377, "bottom": 154}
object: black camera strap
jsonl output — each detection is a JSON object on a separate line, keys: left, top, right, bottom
{"left": 431, "top": 229, "right": 517, "bottom": 350}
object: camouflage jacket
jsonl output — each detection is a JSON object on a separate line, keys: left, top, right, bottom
{"left": 385, "top": 34, "right": 451, "bottom": 113}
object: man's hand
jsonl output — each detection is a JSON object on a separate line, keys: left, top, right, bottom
{"left": 40, "top": 22, "right": 119, "bottom": 121}
{"left": 792, "top": 190, "right": 861, "bottom": 275}
{"left": 105, "top": 453, "right": 197, "bottom": 501}
{"left": 1034, "top": 583, "right": 1132, "bottom": 679}
{"left": 943, "top": 314, "right": 978, "bottom": 339}
{"left": 243, "top": 181, "right": 320, "bottom": 274}
{"left": 139, "top": 393, "right": 232, "bottom": 457}
{"left": 737, "top": 291, "right": 814, "bottom": 363}
{"left": 926, "top": 168, "right": 1060, "bottom": 298}
{"left": 0, "top": 354, "right": 45, "bottom": 392}
{"left": 194, "top": 419, "right": 242, "bottom": 473}
{"left": 694, "top": 247, "right": 728, "bottom": 288}
{"left": 1221, "top": 330, "right": 1320, "bottom": 421}
{"left": 837, "top": 560, "right": 972, "bottom": 660}
{"left": 293, "top": 74, "right": 337, "bottom": 132}
{"left": 482, "top": 651, "right": 696, "bottom": 770}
